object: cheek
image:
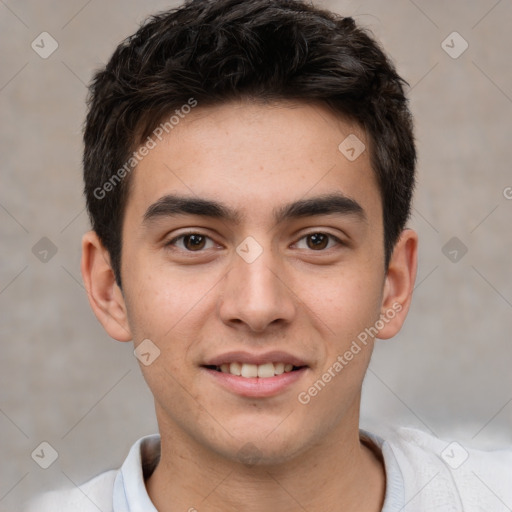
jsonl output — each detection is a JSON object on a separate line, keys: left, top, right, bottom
{"left": 123, "top": 257, "right": 218, "bottom": 341}
{"left": 296, "top": 275, "right": 381, "bottom": 415}
{"left": 124, "top": 272, "right": 208, "bottom": 404}
{"left": 302, "top": 267, "right": 384, "bottom": 347}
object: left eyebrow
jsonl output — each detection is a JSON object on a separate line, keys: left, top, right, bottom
{"left": 142, "top": 192, "right": 366, "bottom": 226}
{"left": 274, "top": 193, "right": 367, "bottom": 224}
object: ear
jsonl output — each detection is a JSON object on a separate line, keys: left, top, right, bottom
{"left": 81, "top": 231, "right": 132, "bottom": 342}
{"left": 377, "top": 229, "right": 418, "bottom": 339}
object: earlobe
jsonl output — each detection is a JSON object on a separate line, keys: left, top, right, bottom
{"left": 377, "top": 229, "right": 418, "bottom": 340}
{"left": 81, "top": 231, "right": 132, "bottom": 342}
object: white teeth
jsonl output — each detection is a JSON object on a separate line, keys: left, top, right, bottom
{"left": 217, "top": 362, "right": 301, "bottom": 378}
{"left": 257, "top": 363, "right": 275, "bottom": 378}
{"left": 241, "top": 363, "right": 258, "bottom": 378}
{"left": 274, "top": 362, "right": 285, "bottom": 375}
{"left": 229, "top": 362, "right": 242, "bottom": 376}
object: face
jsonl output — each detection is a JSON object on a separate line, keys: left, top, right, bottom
{"left": 84, "top": 100, "right": 416, "bottom": 465}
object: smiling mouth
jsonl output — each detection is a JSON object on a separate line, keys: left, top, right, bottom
{"left": 203, "top": 362, "right": 307, "bottom": 378}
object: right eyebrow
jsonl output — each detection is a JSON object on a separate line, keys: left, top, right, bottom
{"left": 143, "top": 194, "right": 242, "bottom": 225}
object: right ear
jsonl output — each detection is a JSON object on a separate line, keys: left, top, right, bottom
{"left": 81, "top": 231, "right": 132, "bottom": 342}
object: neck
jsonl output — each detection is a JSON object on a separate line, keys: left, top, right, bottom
{"left": 146, "top": 411, "right": 385, "bottom": 512}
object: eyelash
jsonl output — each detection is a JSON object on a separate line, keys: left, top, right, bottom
{"left": 166, "top": 232, "right": 217, "bottom": 251}
{"left": 165, "top": 231, "right": 344, "bottom": 252}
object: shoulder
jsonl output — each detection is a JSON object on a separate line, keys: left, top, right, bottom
{"left": 24, "top": 470, "right": 117, "bottom": 512}
{"left": 386, "top": 427, "right": 512, "bottom": 510}
{"left": 23, "top": 434, "right": 160, "bottom": 512}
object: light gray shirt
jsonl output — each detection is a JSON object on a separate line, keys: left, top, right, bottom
{"left": 25, "top": 427, "right": 512, "bottom": 511}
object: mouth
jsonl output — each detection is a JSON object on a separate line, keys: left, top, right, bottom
{"left": 200, "top": 352, "right": 309, "bottom": 398}
{"left": 203, "top": 362, "right": 307, "bottom": 378}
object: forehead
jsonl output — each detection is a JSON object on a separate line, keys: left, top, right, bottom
{"left": 124, "top": 100, "right": 382, "bottom": 227}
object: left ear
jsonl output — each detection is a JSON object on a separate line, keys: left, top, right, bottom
{"left": 377, "top": 229, "right": 418, "bottom": 339}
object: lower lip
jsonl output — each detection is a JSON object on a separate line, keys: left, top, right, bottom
{"left": 202, "top": 367, "right": 308, "bottom": 398}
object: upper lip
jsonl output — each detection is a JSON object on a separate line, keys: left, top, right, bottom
{"left": 202, "top": 350, "right": 309, "bottom": 367}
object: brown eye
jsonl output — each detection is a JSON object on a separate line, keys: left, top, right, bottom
{"left": 293, "top": 232, "right": 343, "bottom": 252}
{"left": 183, "top": 234, "right": 206, "bottom": 251}
{"left": 167, "top": 233, "right": 215, "bottom": 252}
{"left": 306, "top": 233, "right": 329, "bottom": 250}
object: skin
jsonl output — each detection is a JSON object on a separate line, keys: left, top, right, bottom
{"left": 82, "top": 100, "right": 417, "bottom": 512}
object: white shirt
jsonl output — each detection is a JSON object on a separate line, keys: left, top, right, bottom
{"left": 25, "top": 428, "right": 512, "bottom": 511}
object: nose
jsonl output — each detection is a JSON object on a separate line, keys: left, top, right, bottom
{"left": 218, "top": 243, "right": 296, "bottom": 333}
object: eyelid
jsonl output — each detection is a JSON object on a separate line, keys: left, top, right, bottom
{"left": 164, "top": 228, "right": 347, "bottom": 252}
{"left": 292, "top": 231, "right": 346, "bottom": 250}
{"left": 165, "top": 230, "right": 219, "bottom": 250}
{"left": 293, "top": 227, "right": 349, "bottom": 245}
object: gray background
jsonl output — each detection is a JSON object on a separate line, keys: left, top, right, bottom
{"left": 1, "top": 0, "right": 511, "bottom": 509}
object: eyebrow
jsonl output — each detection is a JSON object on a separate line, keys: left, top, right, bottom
{"left": 142, "top": 192, "right": 366, "bottom": 226}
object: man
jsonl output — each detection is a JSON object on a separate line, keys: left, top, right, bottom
{"left": 27, "top": 0, "right": 512, "bottom": 510}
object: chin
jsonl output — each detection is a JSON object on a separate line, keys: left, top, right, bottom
{"left": 228, "top": 441, "right": 304, "bottom": 467}
{"left": 210, "top": 424, "right": 312, "bottom": 467}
